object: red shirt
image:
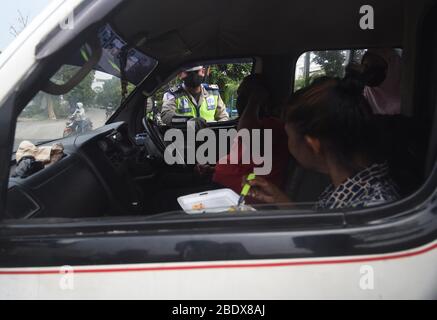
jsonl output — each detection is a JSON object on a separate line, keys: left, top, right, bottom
{"left": 213, "top": 117, "right": 290, "bottom": 196}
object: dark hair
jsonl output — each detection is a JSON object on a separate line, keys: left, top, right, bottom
{"left": 344, "top": 52, "right": 389, "bottom": 88}
{"left": 236, "top": 74, "right": 271, "bottom": 115}
{"left": 285, "top": 76, "right": 381, "bottom": 170}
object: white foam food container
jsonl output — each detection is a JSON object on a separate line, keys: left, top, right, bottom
{"left": 177, "top": 189, "right": 240, "bottom": 214}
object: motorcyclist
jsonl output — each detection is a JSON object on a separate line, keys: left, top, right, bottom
{"left": 106, "top": 103, "right": 114, "bottom": 120}
{"left": 72, "top": 102, "right": 85, "bottom": 118}
{"left": 71, "top": 102, "right": 88, "bottom": 133}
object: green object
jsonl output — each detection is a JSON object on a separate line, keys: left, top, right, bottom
{"left": 173, "top": 86, "right": 220, "bottom": 121}
{"left": 241, "top": 173, "right": 256, "bottom": 197}
{"left": 238, "top": 173, "right": 256, "bottom": 207}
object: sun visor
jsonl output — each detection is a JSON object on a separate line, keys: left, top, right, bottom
{"left": 140, "top": 31, "right": 192, "bottom": 61}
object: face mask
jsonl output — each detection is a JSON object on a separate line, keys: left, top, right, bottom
{"left": 184, "top": 72, "right": 204, "bottom": 88}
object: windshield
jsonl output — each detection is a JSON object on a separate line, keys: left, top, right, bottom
{"left": 14, "top": 24, "right": 157, "bottom": 151}
{"left": 68, "top": 24, "right": 158, "bottom": 86}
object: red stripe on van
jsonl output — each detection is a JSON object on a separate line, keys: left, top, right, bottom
{"left": 1, "top": 242, "right": 436, "bottom": 275}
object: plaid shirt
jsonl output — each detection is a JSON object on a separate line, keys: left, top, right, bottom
{"left": 316, "top": 163, "right": 400, "bottom": 210}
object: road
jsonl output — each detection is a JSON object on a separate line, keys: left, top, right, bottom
{"left": 14, "top": 108, "right": 107, "bottom": 150}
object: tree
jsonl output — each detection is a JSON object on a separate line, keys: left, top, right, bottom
{"left": 9, "top": 10, "right": 28, "bottom": 37}
{"left": 208, "top": 64, "right": 252, "bottom": 107}
{"left": 312, "top": 50, "right": 347, "bottom": 77}
{"left": 49, "top": 65, "right": 96, "bottom": 110}
{"left": 295, "top": 50, "right": 349, "bottom": 91}
{"left": 152, "top": 63, "right": 252, "bottom": 111}
{"left": 9, "top": 10, "right": 61, "bottom": 120}
{"left": 95, "top": 76, "right": 135, "bottom": 109}
{"left": 95, "top": 77, "right": 122, "bottom": 107}
{"left": 65, "top": 70, "right": 96, "bottom": 108}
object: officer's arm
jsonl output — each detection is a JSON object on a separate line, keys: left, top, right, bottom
{"left": 215, "top": 94, "right": 230, "bottom": 122}
{"left": 161, "top": 93, "right": 177, "bottom": 125}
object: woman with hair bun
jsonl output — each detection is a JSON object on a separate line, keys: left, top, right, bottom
{"left": 346, "top": 48, "right": 402, "bottom": 115}
{"left": 245, "top": 77, "right": 400, "bottom": 210}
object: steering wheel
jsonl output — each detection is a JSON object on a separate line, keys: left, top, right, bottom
{"left": 142, "top": 117, "right": 187, "bottom": 167}
{"left": 142, "top": 117, "right": 166, "bottom": 158}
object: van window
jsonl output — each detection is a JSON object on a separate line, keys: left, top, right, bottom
{"left": 14, "top": 69, "right": 133, "bottom": 150}
{"left": 294, "top": 50, "right": 367, "bottom": 91}
{"left": 13, "top": 23, "right": 158, "bottom": 151}
{"left": 147, "top": 62, "right": 253, "bottom": 123}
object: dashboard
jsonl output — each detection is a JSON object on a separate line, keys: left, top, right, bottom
{"left": 7, "top": 122, "right": 150, "bottom": 219}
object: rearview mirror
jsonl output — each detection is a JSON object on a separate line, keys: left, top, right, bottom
{"left": 42, "top": 36, "right": 102, "bottom": 96}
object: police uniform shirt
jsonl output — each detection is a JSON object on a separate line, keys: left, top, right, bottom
{"left": 161, "top": 83, "right": 229, "bottom": 125}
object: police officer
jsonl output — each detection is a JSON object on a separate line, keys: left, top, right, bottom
{"left": 161, "top": 66, "right": 229, "bottom": 125}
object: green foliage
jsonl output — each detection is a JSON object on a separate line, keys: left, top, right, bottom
{"left": 294, "top": 77, "right": 307, "bottom": 92}
{"left": 20, "top": 102, "right": 45, "bottom": 118}
{"left": 94, "top": 77, "right": 135, "bottom": 108}
{"left": 53, "top": 99, "right": 69, "bottom": 118}
{"left": 52, "top": 65, "right": 96, "bottom": 108}
{"left": 21, "top": 93, "right": 63, "bottom": 119}
{"left": 208, "top": 64, "right": 252, "bottom": 108}
{"left": 66, "top": 71, "right": 96, "bottom": 108}
{"left": 295, "top": 50, "right": 350, "bottom": 92}
{"left": 294, "top": 71, "right": 325, "bottom": 92}
{"left": 312, "top": 50, "right": 347, "bottom": 78}
{"left": 95, "top": 77, "right": 121, "bottom": 107}
{"left": 151, "top": 64, "right": 252, "bottom": 114}
{"left": 208, "top": 64, "right": 252, "bottom": 93}
{"left": 350, "top": 49, "right": 367, "bottom": 64}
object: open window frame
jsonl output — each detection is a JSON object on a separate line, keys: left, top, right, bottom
{"left": 1, "top": 1, "right": 437, "bottom": 269}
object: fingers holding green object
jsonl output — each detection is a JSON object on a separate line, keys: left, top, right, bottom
{"left": 247, "top": 177, "right": 274, "bottom": 201}
{"left": 241, "top": 173, "right": 257, "bottom": 186}
{"left": 239, "top": 176, "right": 271, "bottom": 202}
{"left": 248, "top": 176, "right": 270, "bottom": 188}
{"left": 245, "top": 176, "right": 291, "bottom": 204}
{"left": 240, "top": 174, "right": 256, "bottom": 199}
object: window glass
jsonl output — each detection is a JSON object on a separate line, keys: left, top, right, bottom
{"left": 14, "top": 70, "right": 133, "bottom": 150}
{"left": 14, "top": 24, "right": 157, "bottom": 150}
{"left": 147, "top": 62, "right": 253, "bottom": 124}
{"left": 294, "top": 50, "right": 367, "bottom": 91}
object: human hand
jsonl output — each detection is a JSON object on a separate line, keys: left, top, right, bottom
{"left": 242, "top": 175, "right": 290, "bottom": 204}
{"left": 189, "top": 117, "right": 208, "bottom": 131}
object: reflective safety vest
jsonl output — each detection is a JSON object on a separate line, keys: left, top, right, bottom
{"left": 171, "top": 84, "right": 220, "bottom": 122}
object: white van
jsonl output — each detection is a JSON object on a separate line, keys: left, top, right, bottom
{"left": 0, "top": 0, "right": 437, "bottom": 299}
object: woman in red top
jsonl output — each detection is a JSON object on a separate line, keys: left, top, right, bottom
{"left": 199, "top": 75, "right": 290, "bottom": 200}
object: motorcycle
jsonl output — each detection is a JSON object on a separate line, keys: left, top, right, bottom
{"left": 63, "top": 114, "right": 93, "bottom": 138}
